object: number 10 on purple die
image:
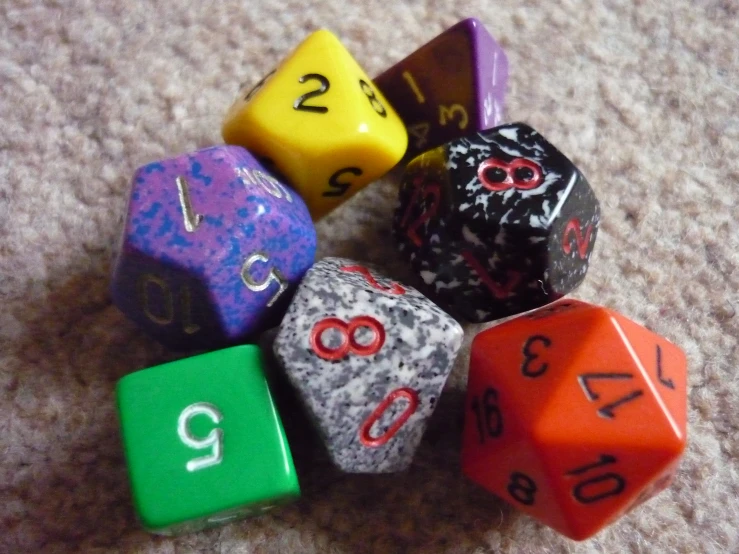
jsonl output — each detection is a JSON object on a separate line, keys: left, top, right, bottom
{"left": 111, "top": 145, "right": 316, "bottom": 350}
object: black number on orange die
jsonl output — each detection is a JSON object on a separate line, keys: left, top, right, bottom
{"left": 521, "top": 335, "right": 552, "bottom": 378}
{"left": 566, "top": 454, "right": 626, "bottom": 504}
{"left": 577, "top": 372, "right": 644, "bottom": 419}
{"left": 471, "top": 387, "right": 503, "bottom": 443}
{"left": 525, "top": 302, "right": 576, "bottom": 321}
{"left": 507, "top": 472, "right": 537, "bottom": 506}
{"left": 656, "top": 344, "right": 675, "bottom": 389}
{"left": 294, "top": 73, "right": 330, "bottom": 113}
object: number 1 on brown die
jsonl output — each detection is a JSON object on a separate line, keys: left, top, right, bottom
{"left": 273, "top": 257, "right": 463, "bottom": 473}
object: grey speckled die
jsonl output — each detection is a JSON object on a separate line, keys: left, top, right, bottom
{"left": 273, "top": 257, "right": 464, "bottom": 473}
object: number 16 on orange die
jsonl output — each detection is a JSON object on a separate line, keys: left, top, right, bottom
{"left": 273, "top": 257, "right": 463, "bottom": 473}
{"left": 461, "top": 300, "right": 687, "bottom": 540}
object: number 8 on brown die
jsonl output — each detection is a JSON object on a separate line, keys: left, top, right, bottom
{"left": 273, "top": 257, "right": 463, "bottom": 473}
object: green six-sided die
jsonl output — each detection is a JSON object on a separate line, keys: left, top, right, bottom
{"left": 116, "top": 345, "right": 300, "bottom": 535}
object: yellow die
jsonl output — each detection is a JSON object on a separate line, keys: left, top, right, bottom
{"left": 222, "top": 30, "right": 408, "bottom": 220}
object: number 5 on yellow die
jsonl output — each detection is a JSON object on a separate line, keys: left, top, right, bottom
{"left": 222, "top": 30, "right": 408, "bottom": 220}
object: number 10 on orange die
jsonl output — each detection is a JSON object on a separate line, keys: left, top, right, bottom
{"left": 461, "top": 299, "right": 687, "bottom": 540}
{"left": 273, "top": 257, "right": 463, "bottom": 473}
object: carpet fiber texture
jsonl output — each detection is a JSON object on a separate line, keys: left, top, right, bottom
{"left": 1, "top": 0, "right": 738, "bottom": 552}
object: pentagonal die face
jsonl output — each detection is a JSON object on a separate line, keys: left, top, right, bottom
{"left": 273, "top": 257, "right": 463, "bottom": 473}
{"left": 394, "top": 123, "right": 600, "bottom": 322}
{"left": 462, "top": 301, "right": 687, "bottom": 540}
{"left": 111, "top": 145, "right": 316, "bottom": 350}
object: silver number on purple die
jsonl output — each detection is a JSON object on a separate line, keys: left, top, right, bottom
{"left": 175, "top": 176, "right": 203, "bottom": 233}
{"left": 240, "top": 252, "right": 288, "bottom": 307}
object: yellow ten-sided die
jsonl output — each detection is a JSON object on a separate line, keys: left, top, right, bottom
{"left": 222, "top": 30, "right": 408, "bottom": 220}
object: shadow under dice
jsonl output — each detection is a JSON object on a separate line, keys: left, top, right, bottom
{"left": 273, "top": 257, "right": 463, "bottom": 473}
{"left": 461, "top": 300, "right": 687, "bottom": 540}
{"left": 393, "top": 122, "right": 600, "bottom": 323}
{"left": 111, "top": 145, "right": 316, "bottom": 350}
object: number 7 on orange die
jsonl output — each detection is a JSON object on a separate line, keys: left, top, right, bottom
{"left": 273, "top": 257, "right": 463, "bottom": 473}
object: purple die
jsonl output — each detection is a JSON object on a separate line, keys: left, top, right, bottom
{"left": 375, "top": 17, "right": 508, "bottom": 159}
{"left": 111, "top": 145, "right": 316, "bottom": 350}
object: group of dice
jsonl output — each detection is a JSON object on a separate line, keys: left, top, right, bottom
{"left": 111, "top": 18, "right": 687, "bottom": 542}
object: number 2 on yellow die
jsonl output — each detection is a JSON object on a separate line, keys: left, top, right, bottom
{"left": 222, "top": 30, "right": 408, "bottom": 220}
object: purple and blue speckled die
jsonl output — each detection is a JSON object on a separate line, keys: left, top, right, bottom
{"left": 111, "top": 145, "right": 316, "bottom": 350}
{"left": 273, "top": 257, "right": 464, "bottom": 473}
{"left": 375, "top": 17, "right": 508, "bottom": 159}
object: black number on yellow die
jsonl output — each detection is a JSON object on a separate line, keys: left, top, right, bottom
{"left": 508, "top": 472, "right": 537, "bottom": 506}
{"left": 359, "top": 79, "right": 387, "bottom": 117}
{"left": 323, "top": 167, "right": 363, "bottom": 198}
{"left": 294, "top": 74, "right": 330, "bottom": 113}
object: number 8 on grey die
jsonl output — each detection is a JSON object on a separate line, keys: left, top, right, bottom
{"left": 273, "top": 257, "right": 464, "bottom": 473}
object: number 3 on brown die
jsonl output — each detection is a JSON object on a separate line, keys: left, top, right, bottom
{"left": 273, "top": 257, "right": 463, "bottom": 473}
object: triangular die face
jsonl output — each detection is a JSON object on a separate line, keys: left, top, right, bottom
{"left": 607, "top": 310, "right": 688, "bottom": 444}
{"left": 534, "top": 308, "right": 685, "bottom": 454}
{"left": 539, "top": 441, "right": 678, "bottom": 540}
{"left": 468, "top": 303, "right": 603, "bottom": 430}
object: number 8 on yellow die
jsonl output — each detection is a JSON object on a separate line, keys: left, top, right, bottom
{"left": 222, "top": 30, "right": 408, "bottom": 220}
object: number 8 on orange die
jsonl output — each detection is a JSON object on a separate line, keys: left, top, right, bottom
{"left": 461, "top": 300, "right": 687, "bottom": 540}
{"left": 273, "top": 257, "right": 463, "bottom": 473}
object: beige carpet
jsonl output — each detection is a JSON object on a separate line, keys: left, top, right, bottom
{"left": 1, "top": 0, "right": 738, "bottom": 552}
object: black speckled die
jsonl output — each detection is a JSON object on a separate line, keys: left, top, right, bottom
{"left": 273, "top": 257, "right": 463, "bottom": 473}
{"left": 393, "top": 122, "right": 600, "bottom": 323}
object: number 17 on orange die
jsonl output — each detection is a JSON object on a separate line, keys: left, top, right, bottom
{"left": 461, "top": 300, "right": 687, "bottom": 540}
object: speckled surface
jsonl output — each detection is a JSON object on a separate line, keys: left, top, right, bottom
{"left": 2, "top": 1, "right": 738, "bottom": 551}
{"left": 273, "top": 257, "right": 464, "bottom": 473}
{"left": 111, "top": 145, "right": 316, "bottom": 350}
{"left": 393, "top": 123, "right": 600, "bottom": 323}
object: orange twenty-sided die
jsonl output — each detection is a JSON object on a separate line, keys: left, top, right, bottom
{"left": 461, "top": 299, "right": 687, "bottom": 540}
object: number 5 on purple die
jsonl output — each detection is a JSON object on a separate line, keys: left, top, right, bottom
{"left": 111, "top": 146, "right": 316, "bottom": 350}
